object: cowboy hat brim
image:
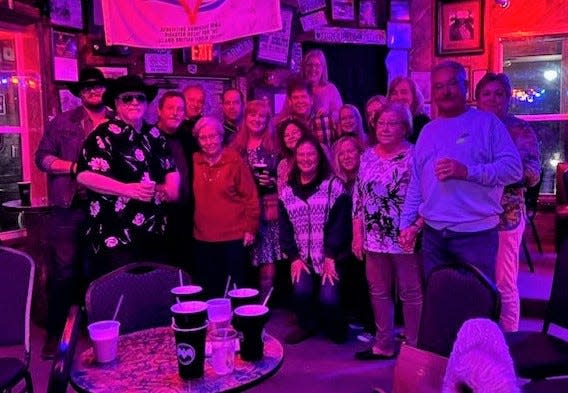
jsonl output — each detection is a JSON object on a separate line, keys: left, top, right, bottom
{"left": 102, "top": 75, "right": 158, "bottom": 109}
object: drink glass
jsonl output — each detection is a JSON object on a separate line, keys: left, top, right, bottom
{"left": 171, "top": 285, "right": 203, "bottom": 302}
{"left": 209, "top": 328, "right": 238, "bottom": 375}
{"left": 206, "top": 298, "right": 232, "bottom": 329}
{"left": 234, "top": 305, "right": 269, "bottom": 361}
{"left": 172, "top": 322, "right": 208, "bottom": 379}
{"left": 87, "top": 320, "right": 121, "bottom": 363}
{"left": 171, "top": 301, "right": 208, "bottom": 329}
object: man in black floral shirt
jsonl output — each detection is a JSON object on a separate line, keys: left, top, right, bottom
{"left": 76, "top": 75, "right": 180, "bottom": 277}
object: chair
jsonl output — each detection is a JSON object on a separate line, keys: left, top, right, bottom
{"left": 392, "top": 343, "right": 448, "bottom": 393}
{"left": 556, "top": 163, "right": 568, "bottom": 251}
{"left": 505, "top": 239, "right": 568, "bottom": 380}
{"left": 46, "top": 305, "right": 81, "bottom": 393}
{"left": 521, "top": 172, "right": 544, "bottom": 272}
{"left": 0, "top": 247, "right": 35, "bottom": 393}
{"left": 523, "top": 378, "right": 568, "bottom": 393}
{"left": 417, "top": 263, "right": 501, "bottom": 357}
{"left": 85, "top": 262, "right": 192, "bottom": 334}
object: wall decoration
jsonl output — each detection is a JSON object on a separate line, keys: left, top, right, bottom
{"left": 290, "top": 42, "right": 303, "bottom": 73}
{"left": 297, "top": 0, "right": 326, "bottom": 14}
{"left": 411, "top": 71, "right": 431, "bottom": 102}
{"left": 387, "top": 22, "right": 411, "bottom": 49}
{"left": 436, "top": 0, "right": 484, "bottom": 56}
{"left": 300, "top": 10, "right": 328, "bottom": 32}
{"left": 358, "top": 0, "right": 378, "bottom": 28}
{"left": 314, "top": 27, "right": 386, "bottom": 45}
{"left": 471, "top": 69, "right": 487, "bottom": 100}
{"left": 0, "top": 94, "right": 5, "bottom": 116}
{"left": 58, "top": 89, "right": 82, "bottom": 112}
{"left": 329, "top": 0, "right": 356, "bottom": 23}
{"left": 50, "top": 0, "right": 83, "bottom": 30}
{"left": 0, "top": 39, "right": 16, "bottom": 71}
{"left": 52, "top": 31, "right": 78, "bottom": 82}
{"left": 144, "top": 51, "right": 174, "bottom": 74}
{"left": 96, "top": 66, "right": 128, "bottom": 80}
{"left": 255, "top": 7, "right": 294, "bottom": 66}
{"left": 221, "top": 38, "right": 254, "bottom": 65}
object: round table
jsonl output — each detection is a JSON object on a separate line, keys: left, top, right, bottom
{"left": 71, "top": 326, "right": 284, "bottom": 393}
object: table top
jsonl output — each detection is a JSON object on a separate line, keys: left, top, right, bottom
{"left": 71, "top": 326, "right": 284, "bottom": 393}
{"left": 2, "top": 199, "right": 51, "bottom": 213}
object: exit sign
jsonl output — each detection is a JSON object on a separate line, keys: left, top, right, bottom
{"left": 191, "top": 44, "right": 214, "bottom": 62}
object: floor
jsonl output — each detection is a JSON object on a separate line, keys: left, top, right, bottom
{"left": 3, "top": 220, "right": 564, "bottom": 393}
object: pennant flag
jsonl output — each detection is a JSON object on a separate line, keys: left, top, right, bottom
{"left": 102, "top": 0, "right": 282, "bottom": 48}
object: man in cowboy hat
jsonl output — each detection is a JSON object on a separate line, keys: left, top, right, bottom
{"left": 76, "top": 75, "right": 180, "bottom": 277}
{"left": 35, "top": 66, "right": 112, "bottom": 359}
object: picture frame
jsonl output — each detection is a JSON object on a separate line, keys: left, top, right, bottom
{"left": 96, "top": 66, "right": 129, "bottom": 80}
{"left": 52, "top": 30, "right": 78, "bottom": 82}
{"left": 255, "top": 6, "right": 294, "bottom": 66}
{"left": 358, "top": 0, "right": 378, "bottom": 28}
{"left": 436, "top": 0, "right": 484, "bottom": 56}
{"left": 50, "top": 0, "right": 84, "bottom": 30}
{"left": 0, "top": 93, "right": 6, "bottom": 116}
{"left": 297, "top": 0, "right": 326, "bottom": 15}
{"left": 329, "top": 0, "right": 356, "bottom": 24}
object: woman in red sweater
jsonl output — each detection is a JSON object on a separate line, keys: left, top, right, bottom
{"left": 192, "top": 116, "right": 260, "bottom": 298}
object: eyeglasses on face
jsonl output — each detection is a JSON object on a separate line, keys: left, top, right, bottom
{"left": 376, "top": 121, "right": 402, "bottom": 128}
{"left": 118, "top": 94, "right": 147, "bottom": 104}
{"left": 81, "top": 85, "right": 105, "bottom": 93}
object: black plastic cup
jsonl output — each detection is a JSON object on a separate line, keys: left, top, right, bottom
{"left": 171, "top": 285, "right": 203, "bottom": 303}
{"left": 171, "top": 301, "right": 208, "bottom": 329}
{"left": 227, "top": 288, "right": 259, "bottom": 310}
{"left": 172, "top": 322, "right": 208, "bottom": 379}
{"left": 17, "top": 182, "right": 31, "bottom": 206}
{"left": 234, "top": 304, "right": 269, "bottom": 361}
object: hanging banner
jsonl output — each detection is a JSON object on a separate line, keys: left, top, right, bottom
{"left": 101, "top": 0, "right": 282, "bottom": 48}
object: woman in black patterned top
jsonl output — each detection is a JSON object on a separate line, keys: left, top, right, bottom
{"left": 77, "top": 75, "right": 179, "bottom": 277}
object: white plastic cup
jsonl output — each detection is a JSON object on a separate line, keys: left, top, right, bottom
{"left": 87, "top": 320, "right": 121, "bottom": 363}
{"left": 206, "top": 298, "right": 232, "bottom": 329}
{"left": 209, "top": 328, "right": 238, "bottom": 375}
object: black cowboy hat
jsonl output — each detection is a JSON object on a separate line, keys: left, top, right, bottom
{"left": 68, "top": 67, "right": 108, "bottom": 97}
{"left": 102, "top": 75, "right": 159, "bottom": 109}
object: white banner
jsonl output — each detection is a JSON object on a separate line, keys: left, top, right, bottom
{"left": 102, "top": 0, "right": 282, "bottom": 48}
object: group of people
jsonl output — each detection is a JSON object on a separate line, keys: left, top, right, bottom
{"left": 36, "top": 49, "right": 540, "bottom": 366}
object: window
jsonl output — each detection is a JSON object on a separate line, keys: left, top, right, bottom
{"left": 501, "top": 34, "right": 568, "bottom": 194}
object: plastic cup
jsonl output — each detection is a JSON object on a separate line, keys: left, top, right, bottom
{"left": 172, "top": 322, "right": 208, "bottom": 379}
{"left": 206, "top": 298, "right": 232, "bottom": 330}
{"left": 234, "top": 305, "right": 269, "bottom": 361}
{"left": 209, "top": 328, "right": 238, "bottom": 375}
{"left": 171, "top": 285, "right": 203, "bottom": 303}
{"left": 227, "top": 288, "right": 259, "bottom": 310}
{"left": 171, "top": 301, "right": 208, "bottom": 329}
{"left": 17, "top": 181, "right": 31, "bottom": 206}
{"left": 87, "top": 320, "right": 121, "bottom": 363}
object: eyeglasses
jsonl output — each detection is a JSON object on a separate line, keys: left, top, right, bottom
{"left": 81, "top": 85, "right": 105, "bottom": 93}
{"left": 118, "top": 94, "right": 147, "bottom": 104}
{"left": 376, "top": 121, "right": 402, "bottom": 128}
{"left": 198, "top": 134, "right": 220, "bottom": 142}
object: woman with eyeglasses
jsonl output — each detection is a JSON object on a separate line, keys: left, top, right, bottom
{"left": 192, "top": 116, "right": 260, "bottom": 298}
{"left": 387, "top": 76, "right": 430, "bottom": 144}
{"left": 279, "top": 134, "right": 352, "bottom": 344}
{"left": 353, "top": 103, "right": 423, "bottom": 360}
{"left": 231, "top": 100, "right": 281, "bottom": 301}
{"left": 76, "top": 75, "right": 180, "bottom": 277}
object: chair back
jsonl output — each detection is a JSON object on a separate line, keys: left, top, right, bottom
{"left": 556, "top": 163, "right": 568, "bottom": 205}
{"left": 417, "top": 263, "right": 501, "bottom": 357}
{"left": 47, "top": 305, "right": 81, "bottom": 393}
{"left": 393, "top": 343, "right": 448, "bottom": 393}
{"left": 544, "top": 243, "right": 568, "bottom": 331}
{"left": 0, "top": 247, "right": 35, "bottom": 355}
{"left": 525, "top": 170, "right": 543, "bottom": 219}
{"left": 85, "top": 262, "right": 192, "bottom": 334}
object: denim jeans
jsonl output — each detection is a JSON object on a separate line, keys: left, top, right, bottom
{"left": 422, "top": 225, "right": 498, "bottom": 282}
{"left": 292, "top": 265, "right": 346, "bottom": 339}
{"left": 46, "top": 207, "right": 87, "bottom": 338}
{"left": 366, "top": 252, "right": 423, "bottom": 354}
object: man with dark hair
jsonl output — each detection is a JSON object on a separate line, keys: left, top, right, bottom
{"left": 399, "top": 60, "right": 522, "bottom": 281}
{"left": 156, "top": 91, "right": 194, "bottom": 270}
{"left": 221, "top": 88, "right": 244, "bottom": 145}
{"left": 35, "top": 67, "right": 112, "bottom": 358}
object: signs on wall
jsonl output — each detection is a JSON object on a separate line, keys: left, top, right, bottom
{"left": 101, "top": 0, "right": 282, "bottom": 48}
{"left": 52, "top": 31, "right": 78, "bottom": 82}
{"left": 255, "top": 7, "right": 294, "bottom": 66}
{"left": 314, "top": 27, "right": 386, "bottom": 45}
{"left": 221, "top": 38, "right": 254, "bottom": 65}
{"left": 145, "top": 51, "right": 174, "bottom": 74}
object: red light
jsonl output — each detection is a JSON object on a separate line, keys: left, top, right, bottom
{"left": 191, "top": 44, "right": 213, "bottom": 62}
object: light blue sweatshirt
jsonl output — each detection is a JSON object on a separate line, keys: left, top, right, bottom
{"left": 400, "top": 108, "right": 523, "bottom": 232}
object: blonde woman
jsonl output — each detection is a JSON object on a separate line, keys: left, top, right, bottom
{"left": 232, "top": 100, "right": 281, "bottom": 300}
{"left": 338, "top": 104, "right": 368, "bottom": 146}
{"left": 387, "top": 76, "right": 430, "bottom": 143}
{"left": 333, "top": 135, "right": 364, "bottom": 195}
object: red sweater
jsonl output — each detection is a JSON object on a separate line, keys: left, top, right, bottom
{"left": 193, "top": 148, "right": 260, "bottom": 242}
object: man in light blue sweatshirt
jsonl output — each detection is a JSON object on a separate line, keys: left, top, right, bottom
{"left": 399, "top": 61, "right": 522, "bottom": 281}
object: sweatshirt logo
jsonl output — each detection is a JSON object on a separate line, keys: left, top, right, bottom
{"left": 456, "top": 132, "right": 470, "bottom": 144}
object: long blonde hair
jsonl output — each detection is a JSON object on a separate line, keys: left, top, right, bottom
{"left": 231, "top": 100, "right": 277, "bottom": 154}
{"left": 332, "top": 135, "right": 363, "bottom": 183}
{"left": 338, "top": 104, "right": 367, "bottom": 145}
{"left": 301, "top": 49, "right": 329, "bottom": 86}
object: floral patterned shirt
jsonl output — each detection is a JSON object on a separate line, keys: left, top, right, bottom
{"left": 353, "top": 146, "right": 414, "bottom": 254}
{"left": 77, "top": 119, "right": 176, "bottom": 254}
{"left": 498, "top": 115, "right": 541, "bottom": 231}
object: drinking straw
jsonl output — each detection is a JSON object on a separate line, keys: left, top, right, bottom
{"left": 178, "top": 269, "right": 184, "bottom": 286}
{"left": 233, "top": 283, "right": 237, "bottom": 290}
{"left": 262, "top": 287, "right": 274, "bottom": 307}
{"left": 112, "top": 294, "right": 124, "bottom": 321}
{"left": 223, "top": 275, "right": 232, "bottom": 298}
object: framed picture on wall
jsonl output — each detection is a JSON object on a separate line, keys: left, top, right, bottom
{"left": 96, "top": 66, "right": 129, "bottom": 80}
{"left": 50, "top": 0, "right": 84, "bottom": 30}
{"left": 436, "top": 0, "right": 484, "bottom": 56}
{"left": 329, "top": 0, "right": 356, "bottom": 23}
{"left": 255, "top": 6, "right": 294, "bottom": 66}
{"left": 0, "top": 93, "right": 6, "bottom": 116}
{"left": 52, "top": 30, "right": 79, "bottom": 82}
{"left": 358, "top": 0, "right": 378, "bottom": 28}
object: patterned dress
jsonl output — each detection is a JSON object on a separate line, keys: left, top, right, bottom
{"left": 353, "top": 146, "right": 414, "bottom": 254}
{"left": 77, "top": 119, "right": 176, "bottom": 254}
{"left": 244, "top": 145, "right": 282, "bottom": 266}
